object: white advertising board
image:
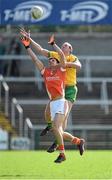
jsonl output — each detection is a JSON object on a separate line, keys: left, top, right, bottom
{"left": 11, "top": 137, "right": 31, "bottom": 150}
{"left": 0, "top": 128, "right": 8, "bottom": 150}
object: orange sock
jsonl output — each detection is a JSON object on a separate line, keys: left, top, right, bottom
{"left": 71, "top": 137, "right": 81, "bottom": 145}
{"left": 58, "top": 144, "right": 65, "bottom": 153}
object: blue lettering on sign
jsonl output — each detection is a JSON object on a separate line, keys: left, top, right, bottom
{"left": 3, "top": 1, "right": 52, "bottom": 23}
{"left": 61, "top": 1, "right": 109, "bottom": 23}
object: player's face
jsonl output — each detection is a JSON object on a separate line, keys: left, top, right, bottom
{"left": 61, "top": 42, "right": 72, "bottom": 54}
{"left": 49, "top": 58, "right": 58, "bottom": 66}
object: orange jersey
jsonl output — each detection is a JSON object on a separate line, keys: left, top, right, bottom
{"left": 41, "top": 67, "right": 66, "bottom": 100}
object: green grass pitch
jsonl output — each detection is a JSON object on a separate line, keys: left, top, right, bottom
{"left": 0, "top": 150, "right": 112, "bottom": 179}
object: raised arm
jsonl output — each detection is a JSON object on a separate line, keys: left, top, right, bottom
{"left": 53, "top": 43, "right": 66, "bottom": 67}
{"left": 30, "top": 39, "right": 49, "bottom": 57}
{"left": 20, "top": 28, "right": 49, "bottom": 57}
{"left": 20, "top": 36, "right": 44, "bottom": 72}
{"left": 27, "top": 47, "right": 44, "bottom": 71}
{"left": 48, "top": 34, "right": 66, "bottom": 67}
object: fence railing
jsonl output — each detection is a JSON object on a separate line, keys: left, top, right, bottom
{"left": 11, "top": 98, "right": 23, "bottom": 136}
{"left": 10, "top": 97, "right": 112, "bottom": 142}
{"left": 0, "top": 55, "right": 112, "bottom": 61}
{"left": 25, "top": 117, "right": 112, "bottom": 149}
{"left": 1, "top": 54, "right": 112, "bottom": 93}
{"left": 2, "top": 76, "right": 112, "bottom": 114}
{"left": 0, "top": 75, "right": 9, "bottom": 117}
{"left": 17, "top": 98, "right": 112, "bottom": 116}
{"left": 0, "top": 54, "right": 112, "bottom": 88}
{"left": 4, "top": 77, "right": 112, "bottom": 114}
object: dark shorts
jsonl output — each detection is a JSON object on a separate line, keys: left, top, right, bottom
{"left": 65, "top": 85, "right": 78, "bottom": 103}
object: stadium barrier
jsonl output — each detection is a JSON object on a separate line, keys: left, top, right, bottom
{"left": 3, "top": 76, "right": 112, "bottom": 114}
{"left": 11, "top": 98, "right": 23, "bottom": 136}
{"left": 0, "top": 75, "right": 9, "bottom": 117}
{"left": 0, "top": 75, "right": 112, "bottom": 129}
{"left": 25, "top": 117, "right": 112, "bottom": 150}
{"left": 0, "top": 54, "right": 112, "bottom": 90}
{"left": 11, "top": 98, "right": 112, "bottom": 136}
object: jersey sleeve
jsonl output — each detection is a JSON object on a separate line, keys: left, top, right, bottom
{"left": 48, "top": 51, "right": 55, "bottom": 58}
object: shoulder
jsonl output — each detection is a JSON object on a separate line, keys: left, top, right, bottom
{"left": 70, "top": 54, "right": 78, "bottom": 60}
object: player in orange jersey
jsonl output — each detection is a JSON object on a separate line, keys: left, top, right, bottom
{"left": 20, "top": 35, "right": 67, "bottom": 163}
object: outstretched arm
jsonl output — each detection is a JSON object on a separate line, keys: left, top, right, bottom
{"left": 27, "top": 47, "right": 44, "bottom": 71}
{"left": 20, "top": 36, "right": 44, "bottom": 71}
{"left": 53, "top": 43, "right": 66, "bottom": 67}
{"left": 48, "top": 34, "right": 66, "bottom": 67}
{"left": 20, "top": 28, "right": 49, "bottom": 57}
{"left": 30, "top": 39, "right": 49, "bottom": 57}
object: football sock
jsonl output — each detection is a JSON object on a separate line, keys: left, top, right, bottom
{"left": 58, "top": 144, "right": 65, "bottom": 154}
{"left": 47, "top": 122, "right": 52, "bottom": 129}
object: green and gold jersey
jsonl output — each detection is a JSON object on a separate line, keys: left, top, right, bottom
{"left": 49, "top": 51, "right": 79, "bottom": 85}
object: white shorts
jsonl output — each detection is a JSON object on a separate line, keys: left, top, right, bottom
{"left": 50, "top": 98, "right": 68, "bottom": 121}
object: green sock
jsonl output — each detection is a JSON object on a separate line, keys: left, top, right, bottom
{"left": 54, "top": 139, "right": 58, "bottom": 145}
{"left": 47, "top": 122, "right": 52, "bottom": 128}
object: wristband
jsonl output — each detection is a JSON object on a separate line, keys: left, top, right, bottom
{"left": 50, "top": 42, "right": 55, "bottom": 46}
{"left": 25, "top": 46, "right": 30, "bottom": 49}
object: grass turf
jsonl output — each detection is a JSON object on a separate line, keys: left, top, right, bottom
{"left": 0, "top": 150, "right": 112, "bottom": 179}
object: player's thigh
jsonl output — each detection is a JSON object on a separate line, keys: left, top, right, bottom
{"left": 52, "top": 113, "right": 65, "bottom": 129}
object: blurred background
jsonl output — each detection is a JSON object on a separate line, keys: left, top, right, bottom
{"left": 0, "top": 0, "right": 112, "bottom": 151}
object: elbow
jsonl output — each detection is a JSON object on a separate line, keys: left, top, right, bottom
{"left": 76, "top": 64, "right": 82, "bottom": 72}
{"left": 79, "top": 63, "right": 82, "bottom": 69}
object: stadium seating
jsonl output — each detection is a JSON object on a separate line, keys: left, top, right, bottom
{"left": 0, "top": 112, "right": 16, "bottom": 135}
